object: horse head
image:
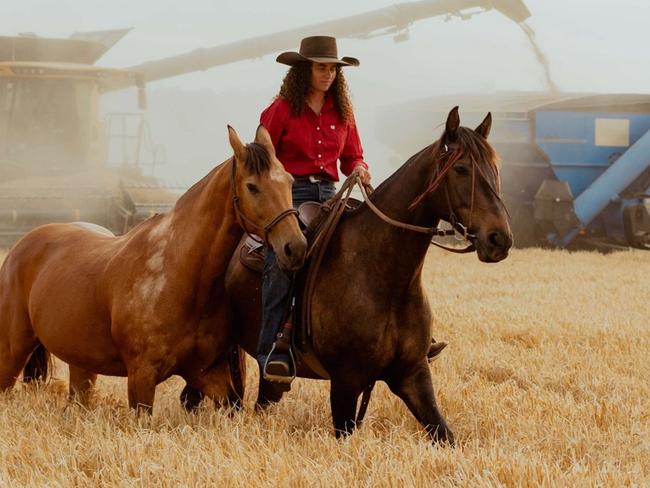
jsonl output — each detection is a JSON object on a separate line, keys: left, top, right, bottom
{"left": 414, "top": 106, "right": 513, "bottom": 262}
{"left": 441, "top": 106, "right": 512, "bottom": 262}
{"left": 228, "top": 125, "right": 307, "bottom": 271}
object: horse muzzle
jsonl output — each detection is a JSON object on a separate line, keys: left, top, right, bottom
{"left": 273, "top": 234, "right": 308, "bottom": 271}
{"left": 474, "top": 228, "right": 513, "bottom": 263}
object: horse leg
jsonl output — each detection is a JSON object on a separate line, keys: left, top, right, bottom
{"left": 182, "top": 348, "right": 245, "bottom": 412}
{"left": 255, "top": 376, "right": 291, "bottom": 410}
{"left": 0, "top": 307, "right": 37, "bottom": 391}
{"left": 68, "top": 364, "right": 97, "bottom": 407}
{"left": 126, "top": 363, "right": 159, "bottom": 413}
{"left": 23, "top": 343, "right": 51, "bottom": 383}
{"left": 180, "top": 384, "right": 205, "bottom": 411}
{"left": 330, "top": 378, "right": 364, "bottom": 438}
{"left": 386, "top": 361, "right": 454, "bottom": 445}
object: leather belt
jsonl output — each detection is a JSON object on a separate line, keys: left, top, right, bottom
{"left": 294, "top": 175, "right": 333, "bottom": 184}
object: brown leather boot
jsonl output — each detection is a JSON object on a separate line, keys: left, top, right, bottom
{"left": 427, "top": 340, "right": 448, "bottom": 363}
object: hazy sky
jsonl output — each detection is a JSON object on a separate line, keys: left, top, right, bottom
{"left": 4, "top": 0, "right": 650, "bottom": 94}
{"left": 3, "top": 0, "right": 650, "bottom": 181}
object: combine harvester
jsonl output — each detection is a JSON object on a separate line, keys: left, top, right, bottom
{"left": 0, "top": 0, "right": 530, "bottom": 246}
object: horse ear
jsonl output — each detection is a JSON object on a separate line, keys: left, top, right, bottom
{"left": 475, "top": 112, "right": 492, "bottom": 139}
{"left": 444, "top": 106, "right": 460, "bottom": 143}
{"left": 227, "top": 125, "right": 247, "bottom": 162}
{"left": 255, "top": 124, "right": 276, "bottom": 157}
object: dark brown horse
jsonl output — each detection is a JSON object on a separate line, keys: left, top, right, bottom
{"left": 1, "top": 125, "right": 306, "bottom": 412}
{"left": 222, "top": 107, "right": 512, "bottom": 444}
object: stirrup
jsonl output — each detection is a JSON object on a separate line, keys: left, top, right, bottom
{"left": 262, "top": 343, "right": 296, "bottom": 384}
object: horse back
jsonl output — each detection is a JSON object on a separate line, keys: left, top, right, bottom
{"left": 0, "top": 223, "right": 120, "bottom": 321}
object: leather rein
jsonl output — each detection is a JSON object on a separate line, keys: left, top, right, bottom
{"left": 230, "top": 157, "right": 299, "bottom": 243}
{"left": 353, "top": 145, "right": 503, "bottom": 253}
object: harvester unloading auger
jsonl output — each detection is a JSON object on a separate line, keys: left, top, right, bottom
{"left": 0, "top": 0, "right": 531, "bottom": 246}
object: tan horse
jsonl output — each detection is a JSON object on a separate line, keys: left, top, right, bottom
{"left": 0, "top": 125, "right": 306, "bottom": 412}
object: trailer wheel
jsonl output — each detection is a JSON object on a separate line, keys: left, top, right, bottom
{"left": 623, "top": 204, "right": 650, "bottom": 249}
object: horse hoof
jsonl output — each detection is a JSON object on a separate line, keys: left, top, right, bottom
{"left": 180, "top": 385, "right": 204, "bottom": 412}
{"left": 432, "top": 426, "right": 455, "bottom": 446}
{"left": 334, "top": 428, "right": 353, "bottom": 439}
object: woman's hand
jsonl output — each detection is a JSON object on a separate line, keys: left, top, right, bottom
{"left": 351, "top": 165, "right": 372, "bottom": 185}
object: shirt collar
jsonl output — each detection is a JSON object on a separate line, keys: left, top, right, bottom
{"left": 322, "top": 93, "right": 335, "bottom": 112}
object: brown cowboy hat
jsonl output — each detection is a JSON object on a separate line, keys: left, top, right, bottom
{"left": 276, "top": 36, "right": 360, "bottom": 67}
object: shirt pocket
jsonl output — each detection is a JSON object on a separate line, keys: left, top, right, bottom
{"left": 325, "top": 121, "right": 346, "bottom": 155}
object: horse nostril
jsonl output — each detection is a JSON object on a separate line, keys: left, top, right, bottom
{"left": 488, "top": 231, "right": 505, "bottom": 248}
{"left": 284, "top": 242, "right": 293, "bottom": 258}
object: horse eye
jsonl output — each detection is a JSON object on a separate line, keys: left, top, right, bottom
{"left": 246, "top": 183, "right": 260, "bottom": 195}
{"left": 454, "top": 166, "right": 470, "bottom": 176}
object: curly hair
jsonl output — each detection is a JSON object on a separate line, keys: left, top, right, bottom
{"left": 277, "top": 63, "right": 354, "bottom": 122}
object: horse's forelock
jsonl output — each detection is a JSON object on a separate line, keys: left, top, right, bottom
{"left": 243, "top": 142, "right": 272, "bottom": 175}
{"left": 409, "top": 127, "right": 500, "bottom": 209}
{"left": 455, "top": 127, "right": 499, "bottom": 173}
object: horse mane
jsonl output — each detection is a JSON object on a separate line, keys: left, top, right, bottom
{"left": 174, "top": 142, "right": 272, "bottom": 211}
{"left": 368, "top": 145, "right": 431, "bottom": 199}
{"left": 409, "top": 126, "right": 500, "bottom": 209}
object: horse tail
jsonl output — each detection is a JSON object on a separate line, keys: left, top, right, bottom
{"left": 23, "top": 343, "right": 52, "bottom": 383}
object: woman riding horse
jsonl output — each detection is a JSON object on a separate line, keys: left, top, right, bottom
{"left": 226, "top": 107, "right": 513, "bottom": 444}
{"left": 257, "top": 36, "right": 446, "bottom": 382}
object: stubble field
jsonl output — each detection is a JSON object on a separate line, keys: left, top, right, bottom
{"left": 0, "top": 247, "right": 648, "bottom": 487}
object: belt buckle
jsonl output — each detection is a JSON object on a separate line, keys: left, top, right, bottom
{"left": 308, "top": 175, "right": 321, "bottom": 184}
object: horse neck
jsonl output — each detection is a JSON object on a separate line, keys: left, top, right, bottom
{"left": 345, "top": 145, "right": 448, "bottom": 287}
{"left": 167, "top": 160, "right": 242, "bottom": 294}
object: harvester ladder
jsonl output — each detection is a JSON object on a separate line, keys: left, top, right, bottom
{"left": 104, "top": 112, "right": 165, "bottom": 175}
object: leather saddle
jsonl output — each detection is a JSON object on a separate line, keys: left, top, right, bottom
{"left": 239, "top": 199, "right": 361, "bottom": 274}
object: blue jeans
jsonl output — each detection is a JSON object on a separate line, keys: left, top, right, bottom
{"left": 257, "top": 179, "right": 336, "bottom": 363}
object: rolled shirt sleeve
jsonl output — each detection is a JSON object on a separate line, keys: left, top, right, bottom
{"left": 339, "top": 119, "right": 368, "bottom": 176}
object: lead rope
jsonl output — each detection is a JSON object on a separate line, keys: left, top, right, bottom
{"left": 304, "top": 177, "right": 357, "bottom": 260}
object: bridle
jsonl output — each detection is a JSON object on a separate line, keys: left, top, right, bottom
{"left": 354, "top": 143, "right": 506, "bottom": 254}
{"left": 229, "top": 157, "right": 299, "bottom": 243}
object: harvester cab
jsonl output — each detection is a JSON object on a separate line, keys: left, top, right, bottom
{"left": 0, "top": 32, "right": 168, "bottom": 246}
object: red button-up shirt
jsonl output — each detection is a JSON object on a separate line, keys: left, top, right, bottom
{"left": 260, "top": 96, "right": 368, "bottom": 182}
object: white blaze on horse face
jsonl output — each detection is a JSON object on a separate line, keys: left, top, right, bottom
{"left": 269, "top": 165, "right": 285, "bottom": 183}
{"left": 267, "top": 165, "right": 294, "bottom": 212}
{"left": 268, "top": 160, "right": 292, "bottom": 185}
